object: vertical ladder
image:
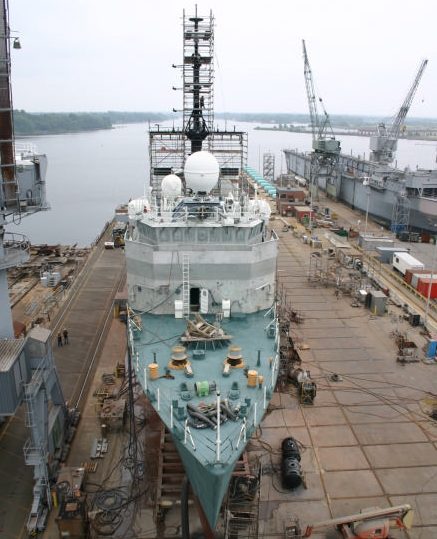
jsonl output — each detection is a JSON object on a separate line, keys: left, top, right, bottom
{"left": 182, "top": 253, "right": 190, "bottom": 317}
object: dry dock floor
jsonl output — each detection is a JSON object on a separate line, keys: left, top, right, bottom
{"left": 251, "top": 195, "right": 437, "bottom": 538}
{"left": 2, "top": 191, "right": 437, "bottom": 539}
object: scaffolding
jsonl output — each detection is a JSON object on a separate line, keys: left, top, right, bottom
{"left": 308, "top": 247, "right": 370, "bottom": 296}
{"left": 223, "top": 454, "right": 261, "bottom": 539}
{"left": 149, "top": 8, "right": 248, "bottom": 201}
{"left": 308, "top": 249, "right": 337, "bottom": 286}
{"left": 391, "top": 190, "right": 411, "bottom": 233}
{"left": 263, "top": 152, "right": 275, "bottom": 183}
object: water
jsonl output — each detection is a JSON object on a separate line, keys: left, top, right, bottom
{"left": 13, "top": 122, "right": 437, "bottom": 247}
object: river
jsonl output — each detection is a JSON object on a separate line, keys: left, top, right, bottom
{"left": 13, "top": 122, "right": 437, "bottom": 247}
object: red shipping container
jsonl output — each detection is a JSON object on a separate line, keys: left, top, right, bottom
{"left": 417, "top": 277, "right": 437, "bottom": 299}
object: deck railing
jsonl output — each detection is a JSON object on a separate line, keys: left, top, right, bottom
{"left": 0, "top": 232, "right": 30, "bottom": 270}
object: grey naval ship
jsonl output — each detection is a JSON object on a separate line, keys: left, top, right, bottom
{"left": 123, "top": 7, "right": 279, "bottom": 536}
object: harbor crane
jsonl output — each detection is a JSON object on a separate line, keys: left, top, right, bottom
{"left": 370, "top": 59, "right": 428, "bottom": 165}
{"left": 367, "top": 58, "right": 427, "bottom": 234}
{"left": 302, "top": 39, "right": 341, "bottom": 205}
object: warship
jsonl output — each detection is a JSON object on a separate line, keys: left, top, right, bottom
{"left": 283, "top": 145, "right": 437, "bottom": 233}
{"left": 124, "top": 8, "right": 279, "bottom": 534}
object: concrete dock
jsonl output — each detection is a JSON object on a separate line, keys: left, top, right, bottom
{"left": 0, "top": 228, "right": 127, "bottom": 539}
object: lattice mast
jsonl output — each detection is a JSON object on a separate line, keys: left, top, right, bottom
{"left": 149, "top": 8, "right": 246, "bottom": 200}
{"left": 183, "top": 7, "right": 214, "bottom": 155}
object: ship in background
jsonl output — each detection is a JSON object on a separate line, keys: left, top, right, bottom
{"left": 124, "top": 8, "right": 279, "bottom": 536}
{"left": 284, "top": 54, "right": 437, "bottom": 235}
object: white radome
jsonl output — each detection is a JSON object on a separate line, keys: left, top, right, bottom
{"left": 128, "top": 197, "right": 149, "bottom": 217}
{"left": 162, "top": 174, "right": 182, "bottom": 200}
{"left": 184, "top": 151, "right": 219, "bottom": 194}
{"left": 248, "top": 198, "right": 272, "bottom": 217}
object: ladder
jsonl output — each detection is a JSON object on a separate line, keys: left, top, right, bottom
{"left": 182, "top": 253, "right": 190, "bottom": 317}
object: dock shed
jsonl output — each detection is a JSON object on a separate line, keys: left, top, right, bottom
{"left": 275, "top": 186, "right": 305, "bottom": 216}
{"left": 366, "top": 290, "right": 388, "bottom": 316}
{"left": 359, "top": 235, "right": 394, "bottom": 251}
{"left": 376, "top": 246, "right": 408, "bottom": 264}
{"left": 294, "top": 205, "right": 314, "bottom": 223}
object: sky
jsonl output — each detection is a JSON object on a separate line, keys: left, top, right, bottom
{"left": 8, "top": 0, "right": 437, "bottom": 118}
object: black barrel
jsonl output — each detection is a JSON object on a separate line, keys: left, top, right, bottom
{"left": 281, "top": 457, "right": 302, "bottom": 489}
{"left": 281, "top": 437, "right": 302, "bottom": 489}
{"left": 281, "top": 437, "right": 301, "bottom": 460}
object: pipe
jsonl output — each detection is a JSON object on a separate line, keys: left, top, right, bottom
{"left": 181, "top": 476, "right": 190, "bottom": 539}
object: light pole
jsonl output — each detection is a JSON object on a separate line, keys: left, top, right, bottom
{"left": 363, "top": 178, "right": 370, "bottom": 248}
{"left": 424, "top": 232, "right": 437, "bottom": 330}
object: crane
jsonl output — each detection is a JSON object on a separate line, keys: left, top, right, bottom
{"left": 302, "top": 39, "right": 341, "bottom": 205}
{"left": 370, "top": 59, "right": 428, "bottom": 165}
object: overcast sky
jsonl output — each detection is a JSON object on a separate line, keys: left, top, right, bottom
{"left": 8, "top": 0, "right": 437, "bottom": 118}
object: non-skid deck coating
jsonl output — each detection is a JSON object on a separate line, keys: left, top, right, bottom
{"left": 131, "top": 308, "right": 278, "bottom": 529}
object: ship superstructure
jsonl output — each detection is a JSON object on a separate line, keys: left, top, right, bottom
{"left": 125, "top": 8, "right": 279, "bottom": 534}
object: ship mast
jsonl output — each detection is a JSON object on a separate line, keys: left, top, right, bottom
{"left": 183, "top": 7, "right": 211, "bottom": 154}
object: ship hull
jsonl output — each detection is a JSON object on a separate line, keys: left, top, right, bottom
{"left": 127, "top": 308, "right": 279, "bottom": 529}
{"left": 283, "top": 148, "right": 437, "bottom": 233}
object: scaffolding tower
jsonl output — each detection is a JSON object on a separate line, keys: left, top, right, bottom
{"left": 263, "top": 152, "right": 275, "bottom": 183}
{"left": 149, "top": 8, "right": 247, "bottom": 201}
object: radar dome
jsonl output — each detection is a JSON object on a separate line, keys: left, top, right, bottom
{"left": 248, "top": 199, "right": 272, "bottom": 218}
{"left": 257, "top": 199, "right": 272, "bottom": 218}
{"left": 184, "top": 151, "right": 219, "bottom": 194}
{"left": 162, "top": 174, "right": 182, "bottom": 200}
{"left": 128, "top": 197, "right": 149, "bottom": 217}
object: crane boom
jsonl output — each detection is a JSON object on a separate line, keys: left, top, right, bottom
{"left": 370, "top": 59, "right": 428, "bottom": 165}
{"left": 302, "top": 39, "right": 318, "bottom": 141}
{"left": 301, "top": 39, "right": 341, "bottom": 204}
{"left": 391, "top": 59, "right": 427, "bottom": 141}
{"left": 302, "top": 39, "right": 340, "bottom": 154}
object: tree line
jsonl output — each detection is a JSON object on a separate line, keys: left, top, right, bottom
{"left": 12, "top": 110, "right": 437, "bottom": 136}
{"left": 13, "top": 110, "right": 171, "bottom": 136}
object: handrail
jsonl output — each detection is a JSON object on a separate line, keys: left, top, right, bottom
{"left": 0, "top": 232, "right": 30, "bottom": 269}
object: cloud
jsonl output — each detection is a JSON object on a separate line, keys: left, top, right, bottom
{"left": 9, "top": 0, "right": 437, "bottom": 117}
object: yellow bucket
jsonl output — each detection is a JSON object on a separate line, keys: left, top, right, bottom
{"left": 247, "top": 369, "right": 258, "bottom": 387}
{"left": 149, "top": 363, "right": 159, "bottom": 380}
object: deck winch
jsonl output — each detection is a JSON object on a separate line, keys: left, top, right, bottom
{"left": 225, "top": 345, "right": 245, "bottom": 367}
{"left": 194, "top": 380, "right": 216, "bottom": 397}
